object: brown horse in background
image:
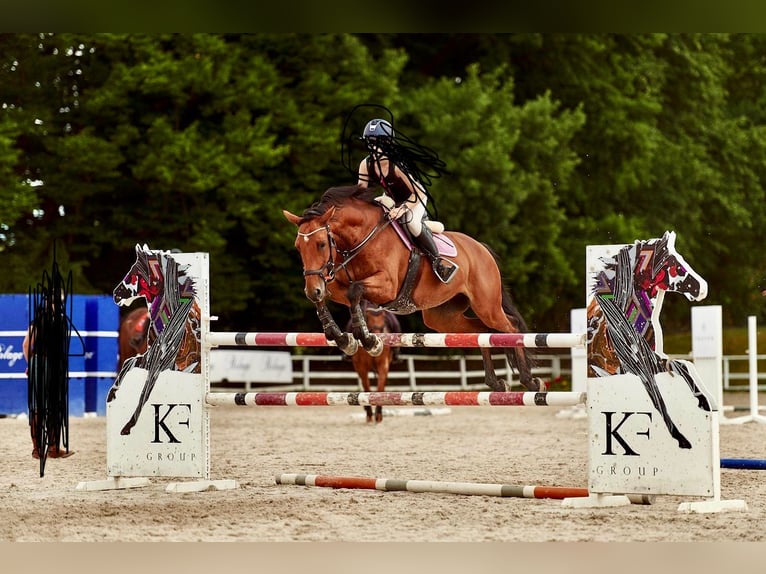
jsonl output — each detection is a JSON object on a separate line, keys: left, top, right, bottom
{"left": 117, "top": 306, "right": 149, "bottom": 370}
{"left": 346, "top": 301, "right": 401, "bottom": 423}
{"left": 283, "top": 185, "right": 543, "bottom": 393}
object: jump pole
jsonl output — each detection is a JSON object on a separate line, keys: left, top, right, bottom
{"left": 205, "top": 391, "right": 586, "bottom": 408}
{"left": 720, "top": 459, "right": 766, "bottom": 470}
{"left": 275, "top": 473, "right": 654, "bottom": 505}
{"left": 206, "top": 331, "right": 586, "bottom": 349}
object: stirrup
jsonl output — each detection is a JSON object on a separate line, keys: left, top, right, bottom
{"left": 433, "top": 259, "right": 458, "bottom": 284}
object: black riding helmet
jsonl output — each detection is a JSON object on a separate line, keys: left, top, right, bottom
{"left": 361, "top": 119, "right": 394, "bottom": 141}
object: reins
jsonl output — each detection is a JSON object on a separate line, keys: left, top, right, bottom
{"left": 300, "top": 212, "right": 392, "bottom": 283}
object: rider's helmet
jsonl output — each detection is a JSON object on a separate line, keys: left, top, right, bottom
{"left": 361, "top": 119, "right": 394, "bottom": 141}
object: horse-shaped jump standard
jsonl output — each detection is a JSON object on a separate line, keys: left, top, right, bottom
{"left": 346, "top": 301, "right": 401, "bottom": 423}
{"left": 283, "top": 185, "right": 543, "bottom": 393}
{"left": 108, "top": 245, "right": 202, "bottom": 435}
{"left": 587, "top": 231, "right": 716, "bottom": 449}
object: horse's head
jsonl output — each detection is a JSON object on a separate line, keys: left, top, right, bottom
{"left": 363, "top": 302, "right": 389, "bottom": 334}
{"left": 114, "top": 244, "right": 164, "bottom": 307}
{"left": 634, "top": 231, "right": 708, "bottom": 302}
{"left": 284, "top": 185, "right": 383, "bottom": 304}
{"left": 283, "top": 206, "right": 337, "bottom": 303}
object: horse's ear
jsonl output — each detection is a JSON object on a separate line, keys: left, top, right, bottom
{"left": 665, "top": 230, "right": 677, "bottom": 249}
{"left": 283, "top": 210, "right": 302, "bottom": 226}
{"left": 317, "top": 206, "right": 336, "bottom": 224}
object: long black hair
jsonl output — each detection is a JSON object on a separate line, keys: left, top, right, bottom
{"left": 340, "top": 104, "right": 449, "bottom": 219}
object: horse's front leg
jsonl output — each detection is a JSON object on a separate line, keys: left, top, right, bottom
{"left": 316, "top": 301, "right": 358, "bottom": 355}
{"left": 107, "top": 354, "right": 143, "bottom": 402}
{"left": 348, "top": 283, "right": 384, "bottom": 357}
{"left": 349, "top": 303, "right": 384, "bottom": 357}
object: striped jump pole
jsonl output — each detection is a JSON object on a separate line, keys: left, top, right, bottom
{"left": 205, "top": 391, "right": 587, "bottom": 408}
{"left": 207, "top": 331, "right": 585, "bottom": 349}
{"left": 275, "top": 473, "right": 653, "bottom": 505}
{"left": 721, "top": 458, "right": 766, "bottom": 470}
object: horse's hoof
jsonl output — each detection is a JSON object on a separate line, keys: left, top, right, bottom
{"left": 340, "top": 337, "right": 359, "bottom": 356}
{"left": 485, "top": 378, "right": 507, "bottom": 392}
{"left": 365, "top": 337, "right": 384, "bottom": 357}
{"left": 534, "top": 378, "right": 549, "bottom": 392}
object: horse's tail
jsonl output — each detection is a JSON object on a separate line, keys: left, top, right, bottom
{"left": 481, "top": 243, "right": 537, "bottom": 373}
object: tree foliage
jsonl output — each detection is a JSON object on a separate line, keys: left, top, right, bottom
{"left": 2, "top": 33, "right": 766, "bottom": 333}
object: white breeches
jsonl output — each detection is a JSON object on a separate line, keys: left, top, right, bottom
{"left": 403, "top": 199, "right": 427, "bottom": 237}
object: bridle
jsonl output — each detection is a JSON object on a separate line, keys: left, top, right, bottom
{"left": 299, "top": 215, "right": 391, "bottom": 284}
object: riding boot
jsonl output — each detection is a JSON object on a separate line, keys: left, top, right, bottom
{"left": 415, "top": 226, "right": 458, "bottom": 284}
{"left": 30, "top": 414, "right": 40, "bottom": 459}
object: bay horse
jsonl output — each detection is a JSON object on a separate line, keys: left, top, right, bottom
{"left": 283, "top": 185, "right": 543, "bottom": 393}
{"left": 346, "top": 300, "right": 401, "bottom": 423}
{"left": 117, "top": 306, "right": 150, "bottom": 370}
{"left": 587, "top": 231, "right": 716, "bottom": 448}
{"left": 108, "top": 245, "right": 201, "bottom": 435}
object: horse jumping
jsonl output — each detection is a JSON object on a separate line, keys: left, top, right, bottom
{"left": 346, "top": 300, "right": 401, "bottom": 422}
{"left": 283, "top": 185, "right": 543, "bottom": 393}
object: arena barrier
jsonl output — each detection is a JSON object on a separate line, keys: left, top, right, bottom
{"left": 76, "top": 242, "right": 747, "bottom": 513}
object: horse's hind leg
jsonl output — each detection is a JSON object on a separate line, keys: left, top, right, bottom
{"left": 422, "top": 304, "right": 510, "bottom": 391}
{"left": 503, "top": 348, "right": 546, "bottom": 392}
{"left": 373, "top": 356, "right": 390, "bottom": 423}
{"left": 354, "top": 359, "right": 374, "bottom": 423}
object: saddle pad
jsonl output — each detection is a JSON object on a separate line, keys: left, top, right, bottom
{"left": 391, "top": 219, "right": 457, "bottom": 258}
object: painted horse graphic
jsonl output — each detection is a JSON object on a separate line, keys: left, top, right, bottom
{"left": 587, "top": 231, "right": 716, "bottom": 449}
{"left": 108, "top": 245, "right": 201, "bottom": 435}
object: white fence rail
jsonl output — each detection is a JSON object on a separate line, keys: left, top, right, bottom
{"left": 723, "top": 354, "right": 766, "bottom": 392}
{"left": 210, "top": 352, "right": 567, "bottom": 392}
{"left": 208, "top": 351, "right": 766, "bottom": 393}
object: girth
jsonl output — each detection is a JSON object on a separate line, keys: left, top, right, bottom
{"left": 379, "top": 250, "right": 422, "bottom": 314}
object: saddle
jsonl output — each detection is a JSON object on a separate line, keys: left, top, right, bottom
{"left": 374, "top": 195, "right": 457, "bottom": 257}
{"left": 373, "top": 196, "right": 457, "bottom": 314}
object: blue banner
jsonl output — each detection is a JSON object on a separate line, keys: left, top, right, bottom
{"left": 0, "top": 294, "right": 119, "bottom": 416}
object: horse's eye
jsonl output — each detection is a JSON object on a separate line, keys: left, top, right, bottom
{"left": 317, "top": 241, "right": 326, "bottom": 250}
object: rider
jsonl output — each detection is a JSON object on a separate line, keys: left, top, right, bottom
{"left": 357, "top": 118, "right": 457, "bottom": 284}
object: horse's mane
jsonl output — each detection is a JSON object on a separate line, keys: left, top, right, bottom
{"left": 592, "top": 232, "right": 673, "bottom": 301}
{"left": 301, "top": 185, "right": 381, "bottom": 221}
{"left": 601, "top": 233, "right": 672, "bottom": 272}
